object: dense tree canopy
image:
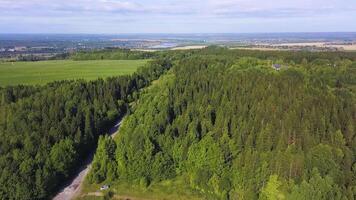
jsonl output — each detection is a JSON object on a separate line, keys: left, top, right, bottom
{"left": 1, "top": 47, "right": 356, "bottom": 199}
{"left": 89, "top": 49, "right": 356, "bottom": 199}
{"left": 0, "top": 58, "right": 172, "bottom": 199}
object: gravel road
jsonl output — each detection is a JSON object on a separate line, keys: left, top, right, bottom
{"left": 53, "top": 118, "right": 123, "bottom": 200}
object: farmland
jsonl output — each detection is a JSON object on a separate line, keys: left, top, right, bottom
{"left": 0, "top": 59, "right": 148, "bottom": 86}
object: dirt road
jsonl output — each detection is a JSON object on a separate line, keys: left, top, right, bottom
{"left": 53, "top": 118, "right": 124, "bottom": 200}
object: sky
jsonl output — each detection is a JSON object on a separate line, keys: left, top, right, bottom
{"left": 0, "top": 0, "right": 356, "bottom": 34}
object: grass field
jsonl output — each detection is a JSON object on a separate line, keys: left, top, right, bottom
{"left": 0, "top": 59, "right": 148, "bottom": 86}
{"left": 77, "top": 176, "right": 206, "bottom": 200}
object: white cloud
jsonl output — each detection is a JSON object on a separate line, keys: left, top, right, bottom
{"left": 0, "top": 0, "right": 355, "bottom": 33}
{"left": 1, "top": 0, "right": 354, "bottom": 17}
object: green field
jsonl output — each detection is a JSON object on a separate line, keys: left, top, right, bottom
{"left": 0, "top": 59, "right": 148, "bottom": 86}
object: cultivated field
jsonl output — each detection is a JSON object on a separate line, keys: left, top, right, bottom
{"left": 0, "top": 59, "right": 148, "bottom": 86}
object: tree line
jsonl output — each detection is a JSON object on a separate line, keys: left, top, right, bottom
{"left": 71, "top": 49, "right": 155, "bottom": 60}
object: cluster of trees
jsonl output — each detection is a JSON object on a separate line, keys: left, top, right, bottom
{"left": 198, "top": 46, "right": 356, "bottom": 64}
{"left": 0, "top": 58, "right": 172, "bottom": 199}
{"left": 89, "top": 49, "right": 356, "bottom": 199}
{"left": 71, "top": 49, "right": 154, "bottom": 60}
{"left": 2, "top": 53, "right": 71, "bottom": 62}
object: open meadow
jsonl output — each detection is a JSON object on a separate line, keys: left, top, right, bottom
{"left": 0, "top": 59, "right": 148, "bottom": 86}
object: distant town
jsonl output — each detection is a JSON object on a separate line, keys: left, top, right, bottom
{"left": 1, "top": 33, "right": 356, "bottom": 61}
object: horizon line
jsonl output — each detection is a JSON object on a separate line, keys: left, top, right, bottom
{"left": 1, "top": 31, "right": 356, "bottom": 35}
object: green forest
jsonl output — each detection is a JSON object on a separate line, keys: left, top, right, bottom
{"left": 0, "top": 58, "right": 172, "bottom": 199}
{"left": 0, "top": 47, "right": 355, "bottom": 200}
{"left": 88, "top": 48, "right": 356, "bottom": 199}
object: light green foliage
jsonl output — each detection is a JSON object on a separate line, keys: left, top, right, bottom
{"left": 50, "top": 139, "right": 77, "bottom": 177}
{"left": 288, "top": 170, "right": 343, "bottom": 200}
{"left": 187, "top": 135, "right": 225, "bottom": 174}
{"left": 114, "top": 73, "right": 176, "bottom": 182}
{"left": 88, "top": 136, "right": 117, "bottom": 183}
{"left": 306, "top": 144, "right": 343, "bottom": 182}
{"left": 259, "top": 175, "right": 285, "bottom": 200}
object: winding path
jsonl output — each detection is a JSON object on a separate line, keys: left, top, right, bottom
{"left": 53, "top": 118, "right": 124, "bottom": 200}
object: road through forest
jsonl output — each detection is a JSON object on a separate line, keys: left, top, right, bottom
{"left": 53, "top": 118, "right": 124, "bottom": 200}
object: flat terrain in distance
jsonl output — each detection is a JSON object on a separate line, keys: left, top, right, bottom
{"left": 275, "top": 42, "right": 356, "bottom": 50}
{"left": 231, "top": 42, "right": 356, "bottom": 51}
{"left": 0, "top": 59, "right": 148, "bottom": 86}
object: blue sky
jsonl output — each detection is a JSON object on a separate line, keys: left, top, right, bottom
{"left": 0, "top": 0, "right": 356, "bottom": 33}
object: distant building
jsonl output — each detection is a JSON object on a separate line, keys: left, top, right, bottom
{"left": 273, "top": 64, "right": 281, "bottom": 71}
{"left": 14, "top": 46, "right": 27, "bottom": 51}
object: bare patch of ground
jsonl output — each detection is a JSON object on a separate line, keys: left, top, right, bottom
{"left": 131, "top": 49, "right": 158, "bottom": 52}
{"left": 171, "top": 45, "right": 207, "bottom": 50}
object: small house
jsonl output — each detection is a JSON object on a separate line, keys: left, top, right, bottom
{"left": 273, "top": 64, "right": 281, "bottom": 71}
